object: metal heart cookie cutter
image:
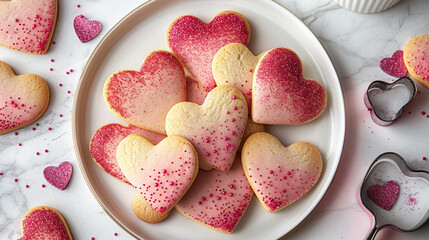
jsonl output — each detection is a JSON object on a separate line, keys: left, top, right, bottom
{"left": 364, "top": 77, "right": 417, "bottom": 126}
{"left": 359, "top": 152, "right": 429, "bottom": 240}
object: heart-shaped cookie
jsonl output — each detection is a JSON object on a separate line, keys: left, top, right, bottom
{"left": 116, "top": 134, "right": 198, "bottom": 213}
{"left": 166, "top": 86, "right": 248, "bottom": 171}
{"left": 0, "top": 0, "right": 57, "bottom": 54}
{"left": 213, "top": 43, "right": 261, "bottom": 109}
{"left": 43, "top": 161, "right": 73, "bottom": 190}
{"left": 0, "top": 60, "right": 50, "bottom": 135}
{"left": 380, "top": 50, "right": 408, "bottom": 78}
{"left": 167, "top": 11, "right": 250, "bottom": 91}
{"left": 19, "top": 206, "right": 73, "bottom": 240}
{"left": 73, "top": 14, "right": 102, "bottom": 43}
{"left": 404, "top": 35, "right": 429, "bottom": 88}
{"left": 89, "top": 123, "right": 166, "bottom": 184}
{"left": 252, "top": 47, "right": 327, "bottom": 125}
{"left": 104, "top": 50, "right": 186, "bottom": 134}
{"left": 367, "top": 181, "right": 399, "bottom": 211}
{"left": 176, "top": 157, "right": 254, "bottom": 233}
{"left": 186, "top": 76, "right": 209, "bottom": 105}
{"left": 242, "top": 132, "right": 322, "bottom": 213}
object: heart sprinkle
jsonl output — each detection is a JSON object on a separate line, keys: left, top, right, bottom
{"left": 367, "top": 180, "right": 399, "bottom": 210}
{"left": 43, "top": 161, "right": 73, "bottom": 190}
{"left": 380, "top": 50, "right": 408, "bottom": 78}
{"left": 73, "top": 14, "right": 102, "bottom": 43}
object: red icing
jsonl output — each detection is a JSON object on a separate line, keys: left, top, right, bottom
{"left": 89, "top": 123, "right": 166, "bottom": 184}
{"left": 0, "top": 0, "right": 56, "bottom": 54}
{"left": 253, "top": 48, "right": 327, "bottom": 124}
{"left": 380, "top": 50, "right": 408, "bottom": 78}
{"left": 43, "top": 161, "right": 73, "bottom": 190}
{"left": 105, "top": 51, "right": 186, "bottom": 133}
{"left": 176, "top": 159, "right": 253, "bottom": 233}
{"left": 19, "top": 207, "right": 71, "bottom": 240}
{"left": 168, "top": 12, "right": 250, "bottom": 91}
{"left": 367, "top": 180, "right": 399, "bottom": 211}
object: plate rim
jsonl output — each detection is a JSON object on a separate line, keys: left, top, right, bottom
{"left": 72, "top": 0, "right": 346, "bottom": 239}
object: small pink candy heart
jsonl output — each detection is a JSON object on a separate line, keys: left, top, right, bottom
{"left": 367, "top": 180, "right": 399, "bottom": 211}
{"left": 73, "top": 14, "right": 102, "bottom": 43}
{"left": 43, "top": 161, "right": 73, "bottom": 190}
{"left": 380, "top": 50, "right": 408, "bottom": 78}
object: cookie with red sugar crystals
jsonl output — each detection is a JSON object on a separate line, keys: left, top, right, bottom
{"left": 0, "top": 0, "right": 57, "bottom": 54}
{"left": 176, "top": 157, "right": 254, "bottom": 233}
{"left": 367, "top": 180, "right": 399, "bottom": 211}
{"left": 104, "top": 50, "right": 186, "bottom": 134}
{"left": 252, "top": 47, "right": 327, "bottom": 125}
{"left": 380, "top": 50, "right": 408, "bottom": 78}
{"left": 19, "top": 206, "right": 73, "bottom": 240}
{"left": 213, "top": 43, "right": 262, "bottom": 109}
{"left": 89, "top": 123, "right": 166, "bottom": 185}
{"left": 116, "top": 134, "right": 198, "bottom": 215}
{"left": 43, "top": 161, "right": 73, "bottom": 190}
{"left": 242, "top": 132, "right": 322, "bottom": 213}
{"left": 404, "top": 35, "right": 429, "bottom": 88}
{"left": 166, "top": 86, "right": 248, "bottom": 171}
{"left": 0, "top": 60, "right": 49, "bottom": 135}
{"left": 167, "top": 11, "right": 250, "bottom": 91}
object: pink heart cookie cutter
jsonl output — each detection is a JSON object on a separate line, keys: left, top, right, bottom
{"left": 359, "top": 152, "right": 429, "bottom": 240}
{"left": 364, "top": 77, "right": 416, "bottom": 126}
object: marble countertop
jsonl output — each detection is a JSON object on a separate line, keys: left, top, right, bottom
{"left": 1, "top": 0, "right": 429, "bottom": 239}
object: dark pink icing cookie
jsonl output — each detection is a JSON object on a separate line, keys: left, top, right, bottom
{"left": 380, "top": 50, "right": 408, "bottom": 78}
{"left": 73, "top": 14, "right": 102, "bottom": 43}
{"left": 168, "top": 11, "right": 250, "bottom": 91}
{"left": 43, "top": 161, "right": 73, "bottom": 190}
{"left": 367, "top": 180, "right": 399, "bottom": 211}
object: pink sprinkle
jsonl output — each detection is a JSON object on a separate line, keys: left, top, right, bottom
{"left": 48, "top": 127, "right": 52, "bottom": 131}
{"left": 269, "top": 170, "right": 274, "bottom": 174}
{"left": 0, "top": 173, "right": 2, "bottom": 176}
{"left": 77, "top": 4, "right": 80, "bottom": 8}
{"left": 36, "top": 123, "right": 39, "bottom": 126}
{"left": 169, "top": 181, "right": 174, "bottom": 186}
{"left": 249, "top": 69, "right": 253, "bottom": 72}
{"left": 231, "top": 118, "right": 235, "bottom": 122}
{"left": 13, "top": 104, "right": 17, "bottom": 107}
{"left": 45, "top": 149, "right": 49, "bottom": 153}
{"left": 205, "top": 152, "right": 210, "bottom": 156}
{"left": 154, "top": 182, "right": 159, "bottom": 187}
{"left": 36, "top": 152, "right": 40, "bottom": 155}
{"left": 32, "top": 127, "right": 36, "bottom": 131}
{"left": 229, "top": 193, "right": 234, "bottom": 197}
{"left": 226, "top": 143, "right": 231, "bottom": 147}
{"left": 114, "top": 233, "right": 118, "bottom": 236}
{"left": 67, "top": 91, "right": 71, "bottom": 94}
{"left": 25, "top": 185, "right": 29, "bottom": 188}
{"left": 421, "top": 111, "right": 426, "bottom": 115}
{"left": 59, "top": 83, "right": 63, "bottom": 87}
{"left": 216, "top": 196, "right": 221, "bottom": 200}
{"left": 423, "top": 157, "right": 427, "bottom": 160}
{"left": 226, "top": 111, "right": 230, "bottom": 114}
{"left": 230, "top": 131, "right": 235, "bottom": 135}
{"left": 162, "top": 169, "right": 167, "bottom": 174}
{"left": 232, "top": 95, "right": 236, "bottom": 99}
{"left": 42, "top": 184, "right": 46, "bottom": 188}
{"left": 91, "top": 238, "right": 95, "bottom": 240}
{"left": 50, "top": 59, "right": 54, "bottom": 62}
{"left": 50, "top": 68, "right": 53, "bottom": 71}
{"left": 52, "top": 41, "right": 56, "bottom": 45}
{"left": 14, "top": 132, "right": 18, "bottom": 136}
{"left": 18, "top": 143, "right": 22, "bottom": 146}
{"left": 14, "top": 178, "right": 18, "bottom": 182}
{"left": 198, "top": 201, "right": 202, "bottom": 205}
{"left": 221, "top": 191, "right": 226, "bottom": 195}
{"left": 70, "top": 69, "right": 74, "bottom": 72}
{"left": 201, "top": 197, "right": 206, "bottom": 201}
{"left": 204, "top": 138, "right": 209, "bottom": 143}
{"left": 59, "top": 114, "right": 63, "bottom": 117}
{"left": 233, "top": 106, "right": 237, "bottom": 110}
{"left": 66, "top": 72, "right": 70, "bottom": 75}
{"left": 212, "top": 149, "right": 217, "bottom": 153}
{"left": 229, "top": 184, "right": 234, "bottom": 188}
{"left": 246, "top": 91, "right": 251, "bottom": 95}
{"left": 286, "top": 171, "right": 291, "bottom": 175}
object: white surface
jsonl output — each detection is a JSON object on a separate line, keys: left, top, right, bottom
{"left": 1, "top": 0, "right": 429, "bottom": 239}
{"left": 73, "top": 0, "right": 344, "bottom": 239}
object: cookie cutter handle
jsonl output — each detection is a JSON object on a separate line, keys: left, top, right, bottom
{"left": 365, "top": 224, "right": 380, "bottom": 240}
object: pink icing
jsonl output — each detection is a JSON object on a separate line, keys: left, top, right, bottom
{"left": 43, "top": 161, "right": 72, "bottom": 190}
{"left": 176, "top": 158, "right": 253, "bottom": 233}
{"left": 380, "top": 50, "right": 408, "bottom": 78}
{"left": 168, "top": 12, "right": 250, "bottom": 91}
{"left": 186, "top": 76, "right": 208, "bottom": 105}
{"left": 253, "top": 48, "right": 327, "bottom": 124}
{"left": 405, "top": 36, "right": 429, "bottom": 81}
{"left": 119, "top": 136, "right": 198, "bottom": 213}
{"left": 73, "top": 14, "right": 102, "bottom": 43}
{"left": 244, "top": 146, "right": 321, "bottom": 212}
{"left": 19, "top": 208, "right": 71, "bottom": 240}
{"left": 0, "top": 64, "right": 48, "bottom": 134}
{"left": 167, "top": 87, "right": 248, "bottom": 171}
{"left": 89, "top": 123, "right": 166, "bottom": 184}
{"left": 105, "top": 51, "right": 186, "bottom": 133}
{"left": 366, "top": 180, "right": 399, "bottom": 211}
{"left": 0, "top": 0, "right": 56, "bottom": 54}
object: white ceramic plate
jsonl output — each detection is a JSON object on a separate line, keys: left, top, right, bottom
{"left": 72, "top": 0, "right": 345, "bottom": 239}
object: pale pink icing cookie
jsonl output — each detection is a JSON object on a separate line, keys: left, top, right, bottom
{"left": 252, "top": 47, "right": 327, "bottom": 125}
{"left": 167, "top": 11, "right": 250, "bottom": 91}
{"left": 116, "top": 134, "right": 198, "bottom": 214}
{"left": 104, "top": 50, "right": 186, "bottom": 134}
{"left": 19, "top": 206, "right": 73, "bottom": 240}
{"left": 0, "top": 0, "right": 57, "bottom": 54}
{"left": 0, "top": 60, "right": 49, "bottom": 135}
{"left": 404, "top": 35, "right": 429, "bottom": 88}
{"left": 90, "top": 123, "right": 166, "bottom": 185}
{"left": 176, "top": 157, "right": 254, "bottom": 233}
{"left": 213, "top": 43, "right": 261, "bottom": 109}
{"left": 166, "top": 86, "right": 248, "bottom": 171}
{"left": 241, "top": 132, "right": 322, "bottom": 213}
{"left": 186, "top": 76, "right": 209, "bottom": 105}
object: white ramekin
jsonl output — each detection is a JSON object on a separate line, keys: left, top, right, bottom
{"left": 334, "top": 0, "right": 402, "bottom": 13}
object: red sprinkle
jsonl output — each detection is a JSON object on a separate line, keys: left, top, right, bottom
{"left": 45, "top": 149, "right": 49, "bottom": 153}
{"left": 421, "top": 111, "right": 426, "bottom": 115}
{"left": 25, "top": 185, "right": 29, "bottom": 188}
{"left": 14, "top": 178, "right": 18, "bottom": 182}
{"left": 423, "top": 157, "right": 427, "bottom": 160}
{"left": 50, "top": 59, "right": 54, "bottom": 62}
{"left": 14, "top": 132, "right": 18, "bottom": 136}
{"left": 36, "top": 152, "right": 40, "bottom": 155}
{"left": 42, "top": 184, "right": 46, "bottom": 188}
